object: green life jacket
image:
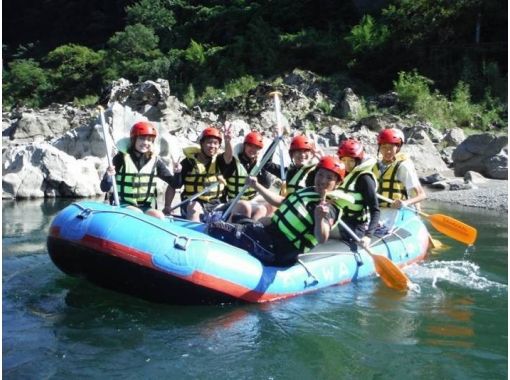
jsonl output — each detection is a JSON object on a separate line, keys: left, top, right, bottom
{"left": 271, "top": 187, "right": 342, "bottom": 253}
{"left": 339, "top": 158, "right": 378, "bottom": 222}
{"left": 373, "top": 153, "right": 408, "bottom": 207}
{"left": 286, "top": 163, "right": 316, "bottom": 195}
{"left": 115, "top": 152, "right": 157, "bottom": 207}
{"left": 226, "top": 155, "right": 257, "bottom": 200}
{"left": 182, "top": 146, "right": 225, "bottom": 202}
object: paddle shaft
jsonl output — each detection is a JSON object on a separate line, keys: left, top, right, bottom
{"left": 168, "top": 182, "right": 220, "bottom": 212}
{"left": 271, "top": 92, "right": 287, "bottom": 184}
{"left": 377, "top": 194, "right": 477, "bottom": 245}
{"left": 377, "top": 194, "right": 429, "bottom": 217}
{"left": 221, "top": 137, "right": 280, "bottom": 221}
{"left": 99, "top": 107, "right": 120, "bottom": 206}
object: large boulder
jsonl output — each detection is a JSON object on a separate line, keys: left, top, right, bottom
{"left": 452, "top": 133, "right": 508, "bottom": 179}
{"left": 10, "top": 109, "right": 71, "bottom": 143}
{"left": 2, "top": 143, "right": 102, "bottom": 199}
{"left": 3, "top": 105, "right": 95, "bottom": 145}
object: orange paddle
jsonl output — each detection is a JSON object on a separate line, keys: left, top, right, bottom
{"left": 377, "top": 195, "right": 477, "bottom": 245}
{"left": 337, "top": 219, "right": 410, "bottom": 291}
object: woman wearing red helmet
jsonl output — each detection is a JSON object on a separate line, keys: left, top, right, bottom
{"left": 208, "top": 156, "right": 349, "bottom": 266}
{"left": 165, "top": 125, "right": 231, "bottom": 222}
{"left": 374, "top": 128, "right": 426, "bottom": 210}
{"left": 100, "top": 121, "right": 176, "bottom": 219}
{"left": 337, "top": 138, "right": 380, "bottom": 250}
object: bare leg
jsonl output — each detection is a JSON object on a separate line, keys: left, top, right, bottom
{"left": 251, "top": 203, "right": 268, "bottom": 221}
{"left": 146, "top": 209, "right": 165, "bottom": 219}
{"left": 230, "top": 200, "right": 252, "bottom": 221}
{"left": 162, "top": 186, "right": 176, "bottom": 215}
{"left": 126, "top": 205, "right": 143, "bottom": 213}
{"left": 187, "top": 200, "right": 204, "bottom": 222}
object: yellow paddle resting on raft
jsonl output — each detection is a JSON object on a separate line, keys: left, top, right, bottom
{"left": 337, "top": 219, "right": 411, "bottom": 291}
{"left": 377, "top": 195, "right": 478, "bottom": 245}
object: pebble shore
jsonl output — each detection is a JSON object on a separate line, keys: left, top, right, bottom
{"left": 424, "top": 179, "right": 508, "bottom": 211}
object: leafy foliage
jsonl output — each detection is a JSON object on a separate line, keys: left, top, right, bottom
{"left": 45, "top": 44, "right": 104, "bottom": 102}
{"left": 393, "top": 70, "right": 505, "bottom": 130}
{"left": 2, "top": 0, "right": 507, "bottom": 132}
{"left": 3, "top": 59, "right": 50, "bottom": 108}
{"left": 104, "top": 23, "right": 170, "bottom": 81}
{"left": 345, "top": 15, "right": 389, "bottom": 53}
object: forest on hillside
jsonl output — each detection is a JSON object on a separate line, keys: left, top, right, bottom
{"left": 2, "top": 0, "right": 507, "bottom": 129}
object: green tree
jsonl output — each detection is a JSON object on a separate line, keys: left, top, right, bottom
{"left": 105, "top": 23, "right": 170, "bottom": 82}
{"left": 3, "top": 58, "right": 50, "bottom": 108}
{"left": 45, "top": 44, "right": 104, "bottom": 102}
{"left": 126, "top": 0, "right": 176, "bottom": 30}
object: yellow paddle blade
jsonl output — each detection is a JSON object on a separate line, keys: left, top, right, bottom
{"left": 428, "top": 214, "right": 477, "bottom": 245}
{"left": 370, "top": 253, "right": 409, "bottom": 291}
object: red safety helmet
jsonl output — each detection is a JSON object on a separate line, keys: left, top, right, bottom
{"left": 244, "top": 131, "right": 264, "bottom": 148}
{"left": 289, "top": 135, "right": 313, "bottom": 152}
{"left": 317, "top": 155, "right": 346, "bottom": 181}
{"left": 130, "top": 121, "right": 157, "bottom": 138}
{"left": 337, "top": 139, "right": 364, "bottom": 159}
{"left": 377, "top": 128, "right": 405, "bottom": 146}
{"left": 199, "top": 126, "right": 222, "bottom": 144}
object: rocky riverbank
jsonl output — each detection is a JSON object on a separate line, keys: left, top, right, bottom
{"left": 425, "top": 179, "right": 508, "bottom": 211}
{"left": 2, "top": 72, "right": 508, "bottom": 202}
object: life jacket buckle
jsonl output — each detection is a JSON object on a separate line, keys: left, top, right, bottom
{"left": 174, "top": 236, "right": 190, "bottom": 251}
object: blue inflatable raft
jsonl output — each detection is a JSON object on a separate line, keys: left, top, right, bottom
{"left": 47, "top": 201, "right": 430, "bottom": 304}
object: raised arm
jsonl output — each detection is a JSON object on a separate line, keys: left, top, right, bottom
{"left": 222, "top": 122, "right": 234, "bottom": 164}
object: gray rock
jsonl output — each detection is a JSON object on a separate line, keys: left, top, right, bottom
{"left": 443, "top": 127, "right": 465, "bottom": 147}
{"left": 420, "top": 173, "right": 447, "bottom": 185}
{"left": 337, "top": 88, "right": 362, "bottom": 119}
{"left": 452, "top": 133, "right": 507, "bottom": 179}
{"left": 464, "top": 170, "right": 488, "bottom": 184}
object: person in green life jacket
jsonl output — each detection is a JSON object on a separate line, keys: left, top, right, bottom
{"left": 100, "top": 121, "right": 177, "bottom": 220}
{"left": 207, "top": 156, "right": 347, "bottom": 266}
{"left": 337, "top": 138, "right": 380, "bottom": 250}
{"left": 163, "top": 126, "right": 231, "bottom": 222}
{"left": 223, "top": 130, "right": 273, "bottom": 222}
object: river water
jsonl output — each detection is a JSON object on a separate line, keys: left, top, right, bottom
{"left": 2, "top": 199, "right": 507, "bottom": 379}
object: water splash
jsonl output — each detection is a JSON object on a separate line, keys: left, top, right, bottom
{"left": 406, "top": 260, "right": 507, "bottom": 293}
{"left": 407, "top": 281, "right": 421, "bottom": 294}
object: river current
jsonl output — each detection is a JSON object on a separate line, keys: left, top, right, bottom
{"left": 2, "top": 199, "right": 507, "bottom": 379}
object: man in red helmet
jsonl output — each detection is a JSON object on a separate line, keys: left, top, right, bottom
{"left": 100, "top": 121, "right": 176, "bottom": 219}
{"left": 374, "top": 128, "right": 426, "bottom": 210}
{"left": 337, "top": 138, "right": 380, "bottom": 250}
{"left": 164, "top": 125, "right": 232, "bottom": 222}
{"left": 222, "top": 130, "right": 274, "bottom": 221}
{"left": 208, "top": 156, "right": 349, "bottom": 266}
